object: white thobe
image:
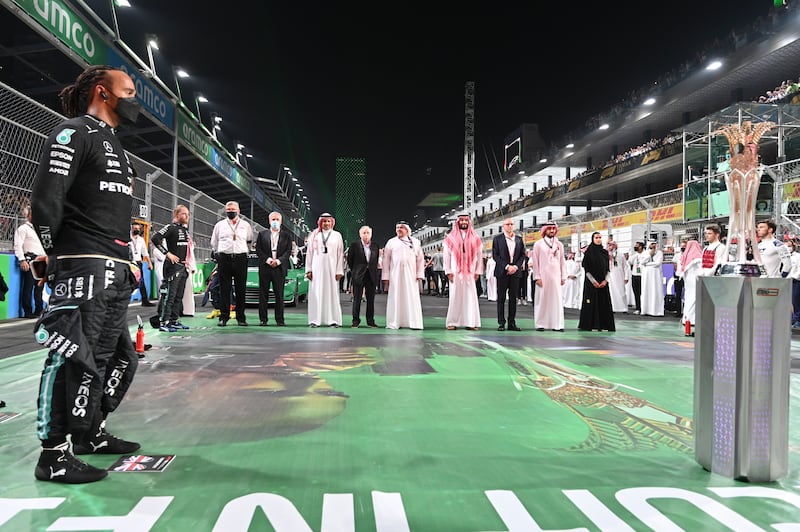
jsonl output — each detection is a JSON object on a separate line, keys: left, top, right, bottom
{"left": 681, "top": 258, "right": 701, "bottom": 326}
{"left": 306, "top": 229, "right": 344, "bottom": 326}
{"left": 382, "top": 236, "right": 425, "bottom": 329}
{"left": 640, "top": 251, "right": 665, "bottom": 316}
{"left": 608, "top": 250, "right": 630, "bottom": 313}
{"left": 486, "top": 257, "right": 497, "bottom": 301}
{"left": 443, "top": 239, "right": 482, "bottom": 328}
{"left": 563, "top": 259, "right": 582, "bottom": 309}
{"left": 531, "top": 238, "right": 566, "bottom": 330}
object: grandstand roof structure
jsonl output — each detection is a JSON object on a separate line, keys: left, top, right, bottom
{"left": 0, "top": 1, "right": 305, "bottom": 229}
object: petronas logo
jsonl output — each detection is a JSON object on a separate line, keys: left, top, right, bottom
{"left": 56, "top": 129, "right": 76, "bottom": 145}
{"left": 34, "top": 324, "right": 50, "bottom": 345}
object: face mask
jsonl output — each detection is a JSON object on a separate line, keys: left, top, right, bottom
{"left": 270, "top": 221, "right": 280, "bottom": 230}
{"left": 114, "top": 96, "right": 141, "bottom": 125}
{"left": 132, "top": 230, "right": 140, "bottom": 236}
{"left": 226, "top": 211, "right": 237, "bottom": 220}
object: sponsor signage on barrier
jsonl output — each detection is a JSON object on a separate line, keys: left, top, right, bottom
{"left": 177, "top": 111, "right": 261, "bottom": 200}
{"left": 107, "top": 49, "right": 174, "bottom": 129}
{"left": 13, "top": 0, "right": 106, "bottom": 64}
{"left": 11, "top": 0, "right": 175, "bottom": 130}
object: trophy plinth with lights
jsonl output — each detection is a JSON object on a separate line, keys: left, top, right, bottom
{"left": 694, "top": 119, "right": 789, "bottom": 482}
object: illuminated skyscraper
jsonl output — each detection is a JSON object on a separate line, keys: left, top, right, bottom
{"left": 335, "top": 157, "right": 366, "bottom": 246}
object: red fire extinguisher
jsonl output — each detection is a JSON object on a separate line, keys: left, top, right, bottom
{"left": 136, "top": 315, "right": 145, "bottom": 353}
{"left": 685, "top": 319, "right": 692, "bottom": 337}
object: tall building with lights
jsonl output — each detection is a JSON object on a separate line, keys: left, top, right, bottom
{"left": 335, "top": 157, "right": 366, "bottom": 246}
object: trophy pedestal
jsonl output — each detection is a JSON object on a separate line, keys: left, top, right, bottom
{"left": 717, "top": 262, "right": 765, "bottom": 277}
{"left": 694, "top": 276, "right": 791, "bottom": 481}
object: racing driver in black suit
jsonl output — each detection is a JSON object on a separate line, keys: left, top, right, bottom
{"left": 30, "top": 65, "right": 142, "bottom": 484}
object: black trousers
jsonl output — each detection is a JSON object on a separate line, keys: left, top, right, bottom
{"left": 157, "top": 262, "right": 187, "bottom": 324}
{"left": 218, "top": 253, "right": 248, "bottom": 322}
{"left": 20, "top": 268, "right": 44, "bottom": 317}
{"left": 496, "top": 274, "right": 521, "bottom": 326}
{"left": 258, "top": 264, "right": 286, "bottom": 323}
{"left": 136, "top": 261, "right": 150, "bottom": 301}
{"left": 631, "top": 275, "right": 642, "bottom": 311}
{"left": 351, "top": 275, "right": 376, "bottom": 325}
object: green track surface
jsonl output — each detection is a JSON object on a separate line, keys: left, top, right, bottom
{"left": 1, "top": 311, "right": 798, "bottom": 531}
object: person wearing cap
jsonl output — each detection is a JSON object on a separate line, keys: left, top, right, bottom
{"left": 305, "top": 212, "right": 344, "bottom": 327}
{"left": 492, "top": 218, "right": 526, "bottom": 331}
{"left": 531, "top": 221, "right": 566, "bottom": 331}
{"left": 443, "top": 214, "right": 482, "bottom": 330}
{"left": 382, "top": 221, "right": 425, "bottom": 329}
{"left": 639, "top": 241, "right": 665, "bottom": 317}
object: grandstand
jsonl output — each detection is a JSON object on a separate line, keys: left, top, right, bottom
{"left": 416, "top": 5, "right": 800, "bottom": 255}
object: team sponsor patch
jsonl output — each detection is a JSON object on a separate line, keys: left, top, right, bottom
{"left": 109, "top": 454, "right": 175, "bottom": 473}
{"left": 103, "top": 140, "right": 113, "bottom": 153}
{"left": 55, "top": 129, "right": 76, "bottom": 145}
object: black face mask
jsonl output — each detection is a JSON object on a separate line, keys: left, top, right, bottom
{"left": 226, "top": 211, "right": 237, "bottom": 220}
{"left": 115, "top": 96, "right": 141, "bottom": 125}
{"left": 132, "top": 230, "right": 140, "bottom": 236}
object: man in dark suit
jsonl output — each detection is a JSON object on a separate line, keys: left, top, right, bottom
{"left": 492, "top": 218, "right": 526, "bottom": 331}
{"left": 255, "top": 211, "right": 293, "bottom": 326}
{"left": 346, "top": 225, "right": 380, "bottom": 328}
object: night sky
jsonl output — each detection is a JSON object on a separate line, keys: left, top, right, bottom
{"left": 114, "top": 1, "right": 775, "bottom": 240}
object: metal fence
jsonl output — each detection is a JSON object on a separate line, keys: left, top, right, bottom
{"left": 0, "top": 81, "right": 264, "bottom": 262}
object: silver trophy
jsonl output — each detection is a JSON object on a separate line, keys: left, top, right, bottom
{"left": 712, "top": 120, "right": 774, "bottom": 276}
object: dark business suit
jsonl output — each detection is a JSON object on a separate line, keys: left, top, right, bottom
{"left": 492, "top": 232, "right": 526, "bottom": 328}
{"left": 255, "top": 228, "right": 293, "bottom": 324}
{"left": 347, "top": 239, "right": 380, "bottom": 326}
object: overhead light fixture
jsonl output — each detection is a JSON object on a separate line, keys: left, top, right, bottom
{"left": 114, "top": 0, "right": 131, "bottom": 6}
{"left": 565, "top": 143, "right": 574, "bottom": 149}
{"left": 598, "top": 124, "right": 610, "bottom": 130}
{"left": 539, "top": 158, "right": 547, "bottom": 163}
{"left": 146, "top": 35, "right": 159, "bottom": 51}
{"left": 196, "top": 94, "right": 208, "bottom": 103}
{"left": 643, "top": 97, "right": 656, "bottom": 106}
{"left": 706, "top": 60, "right": 722, "bottom": 71}
{"left": 502, "top": 179, "right": 508, "bottom": 184}
{"left": 488, "top": 188, "right": 494, "bottom": 192}
{"left": 175, "top": 67, "right": 189, "bottom": 78}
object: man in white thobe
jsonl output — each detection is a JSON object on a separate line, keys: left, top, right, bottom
{"left": 531, "top": 221, "right": 566, "bottom": 331}
{"left": 305, "top": 213, "right": 344, "bottom": 327}
{"left": 640, "top": 241, "right": 665, "bottom": 316}
{"left": 563, "top": 252, "right": 582, "bottom": 309}
{"left": 607, "top": 240, "right": 630, "bottom": 313}
{"left": 443, "top": 214, "right": 482, "bottom": 330}
{"left": 382, "top": 221, "right": 425, "bottom": 329}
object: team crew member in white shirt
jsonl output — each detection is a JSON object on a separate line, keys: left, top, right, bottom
{"left": 210, "top": 201, "right": 254, "bottom": 326}
{"left": 129, "top": 222, "right": 153, "bottom": 306}
{"left": 13, "top": 206, "right": 46, "bottom": 318}
{"left": 756, "top": 220, "right": 791, "bottom": 278}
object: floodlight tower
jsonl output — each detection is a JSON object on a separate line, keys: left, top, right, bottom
{"left": 463, "top": 81, "right": 475, "bottom": 211}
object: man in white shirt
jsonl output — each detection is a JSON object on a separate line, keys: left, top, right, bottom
{"left": 210, "top": 201, "right": 254, "bottom": 326}
{"left": 756, "top": 220, "right": 791, "bottom": 278}
{"left": 305, "top": 212, "right": 344, "bottom": 327}
{"left": 129, "top": 222, "right": 153, "bottom": 307}
{"left": 13, "top": 206, "right": 45, "bottom": 318}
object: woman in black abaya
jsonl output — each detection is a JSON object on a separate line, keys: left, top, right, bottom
{"left": 578, "top": 232, "right": 615, "bottom": 331}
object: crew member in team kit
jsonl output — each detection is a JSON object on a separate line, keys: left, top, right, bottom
{"left": 151, "top": 205, "right": 191, "bottom": 332}
{"left": 31, "top": 65, "right": 142, "bottom": 483}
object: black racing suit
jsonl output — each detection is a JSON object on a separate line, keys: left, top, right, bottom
{"left": 31, "top": 114, "right": 138, "bottom": 448}
{"left": 151, "top": 222, "right": 189, "bottom": 325}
